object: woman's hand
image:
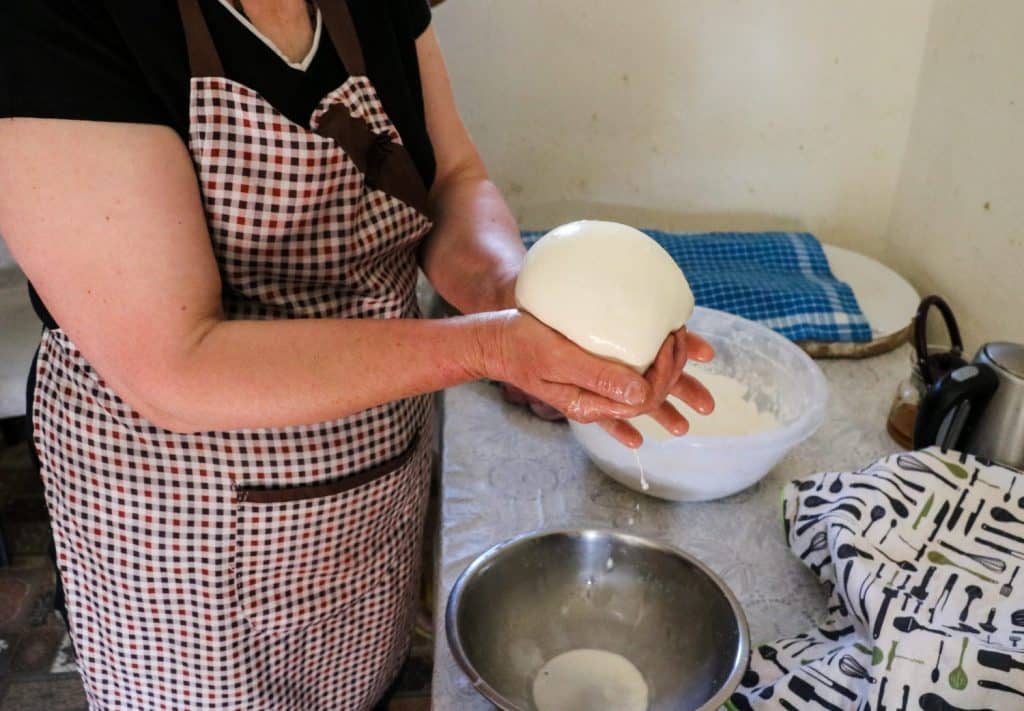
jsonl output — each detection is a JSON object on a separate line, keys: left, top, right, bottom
{"left": 479, "top": 310, "right": 653, "bottom": 421}
{"left": 478, "top": 311, "right": 715, "bottom": 447}
{"left": 598, "top": 328, "right": 715, "bottom": 448}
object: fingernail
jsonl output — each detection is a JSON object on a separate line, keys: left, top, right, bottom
{"left": 624, "top": 382, "right": 646, "bottom": 405}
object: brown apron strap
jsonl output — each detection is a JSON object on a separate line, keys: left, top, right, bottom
{"left": 314, "top": 0, "right": 367, "bottom": 77}
{"left": 177, "top": 0, "right": 426, "bottom": 214}
{"left": 177, "top": 0, "right": 226, "bottom": 78}
{"left": 310, "top": 3, "right": 428, "bottom": 215}
{"left": 315, "top": 104, "right": 430, "bottom": 216}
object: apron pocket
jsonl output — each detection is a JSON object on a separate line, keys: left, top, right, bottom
{"left": 233, "top": 434, "right": 428, "bottom": 633}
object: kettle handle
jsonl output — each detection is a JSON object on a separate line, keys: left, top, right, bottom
{"left": 913, "top": 363, "right": 999, "bottom": 450}
{"left": 913, "top": 295, "right": 964, "bottom": 386}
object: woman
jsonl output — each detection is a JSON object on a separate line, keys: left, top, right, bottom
{"left": 0, "top": 1, "right": 713, "bottom": 708}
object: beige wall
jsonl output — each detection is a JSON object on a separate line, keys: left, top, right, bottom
{"left": 883, "top": 0, "right": 1024, "bottom": 351}
{"left": 433, "top": 0, "right": 932, "bottom": 258}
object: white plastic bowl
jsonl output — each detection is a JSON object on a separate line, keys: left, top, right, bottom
{"left": 569, "top": 306, "right": 828, "bottom": 502}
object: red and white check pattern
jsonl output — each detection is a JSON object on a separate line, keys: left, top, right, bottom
{"left": 33, "top": 72, "right": 434, "bottom": 710}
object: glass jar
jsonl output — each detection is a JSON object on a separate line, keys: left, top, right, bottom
{"left": 887, "top": 349, "right": 930, "bottom": 448}
{"left": 887, "top": 295, "right": 966, "bottom": 449}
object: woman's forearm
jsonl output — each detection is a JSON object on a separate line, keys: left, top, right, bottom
{"left": 420, "top": 174, "right": 526, "bottom": 313}
{"left": 134, "top": 313, "right": 496, "bottom": 433}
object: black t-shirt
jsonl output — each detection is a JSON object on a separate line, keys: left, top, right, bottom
{"left": 1, "top": 0, "right": 434, "bottom": 329}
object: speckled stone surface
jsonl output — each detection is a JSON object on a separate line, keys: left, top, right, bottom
{"left": 432, "top": 347, "right": 910, "bottom": 709}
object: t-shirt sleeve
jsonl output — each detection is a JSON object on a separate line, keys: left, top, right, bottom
{"left": 393, "top": 0, "right": 432, "bottom": 41}
{"left": 0, "top": 0, "right": 171, "bottom": 127}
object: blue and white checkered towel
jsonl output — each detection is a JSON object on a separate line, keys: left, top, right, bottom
{"left": 521, "top": 230, "right": 872, "bottom": 343}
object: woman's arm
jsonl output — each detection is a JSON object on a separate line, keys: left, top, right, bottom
{"left": 0, "top": 118, "right": 655, "bottom": 434}
{"left": 415, "top": 27, "right": 524, "bottom": 314}
{"left": 412, "top": 28, "right": 715, "bottom": 444}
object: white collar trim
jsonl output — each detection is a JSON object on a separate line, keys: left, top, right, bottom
{"left": 217, "top": 1, "right": 323, "bottom": 72}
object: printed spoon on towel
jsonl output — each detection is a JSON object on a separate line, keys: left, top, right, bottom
{"left": 862, "top": 505, "right": 886, "bottom": 535}
{"left": 877, "top": 467, "right": 927, "bottom": 493}
{"left": 931, "top": 640, "right": 945, "bottom": 683}
{"left": 933, "top": 456, "right": 971, "bottom": 481}
{"left": 939, "top": 540, "right": 1007, "bottom": 573}
{"left": 837, "top": 543, "right": 874, "bottom": 561}
{"left": 795, "top": 506, "right": 863, "bottom": 535}
{"left": 757, "top": 645, "right": 788, "bottom": 675}
{"left": 804, "top": 494, "right": 866, "bottom": 508}
{"left": 927, "top": 551, "right": 997, "bottom": 583}
{"left": 948, "top": 637, "right": 969, "bottom": 691}
{"left": 872, "top": 545, "right": 918, "bottom": 571}
{"left": 849, "top": 482, "right": 912, "bottom": 517}
{"left": 1005, "top": 476, "right": 1017, "bottom": 503}
{"left": 857, "top": 469, "right": 924, "bottom": 500}
{"left": 992, "top": 506, "right": 1024, "bottom": 526}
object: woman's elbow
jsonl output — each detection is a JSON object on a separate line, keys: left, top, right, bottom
{"left": 118, "top": 379, "right": 210, "bottom": 435}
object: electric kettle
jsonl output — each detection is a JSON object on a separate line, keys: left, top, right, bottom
{"left": 914, "top": 341, "right": 1024, "bottom": 470}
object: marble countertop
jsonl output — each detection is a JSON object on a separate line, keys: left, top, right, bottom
{"left": 431, "top": 346, "right": 909, "bottom": 709}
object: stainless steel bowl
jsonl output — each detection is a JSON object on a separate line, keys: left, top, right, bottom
{"left": 446, "top": 529, "right": 750, "bottom": 711}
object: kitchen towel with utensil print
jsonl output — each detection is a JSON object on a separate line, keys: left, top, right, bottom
{"left": 520, "top": 230, "right": 872, "bottom": 343}
{"left": 728, "top": 447, "right": 1024, "bottom": 711}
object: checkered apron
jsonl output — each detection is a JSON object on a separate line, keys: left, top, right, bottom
{"left": 31, "top": 2, "right": 435, "bottom": 708}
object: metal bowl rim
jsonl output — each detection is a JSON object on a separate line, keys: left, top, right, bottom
{"left": 444, "top": 526, "right": 752, "bottom": 711}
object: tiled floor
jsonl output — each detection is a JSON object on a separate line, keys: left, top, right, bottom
{"left": 0, "top": 426, "right": 433, "bottom": 710}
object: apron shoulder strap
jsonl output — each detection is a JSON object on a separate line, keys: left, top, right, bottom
{"left": 314, "top": 106, "right": 429, "bottom": 215}
{"left": 177, "top": 0, "right": 226, "bottom": 78}
{"left": 315, "top": 1, "right": 367, "bottom": 77}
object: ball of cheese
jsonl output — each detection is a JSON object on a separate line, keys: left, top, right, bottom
{"left": 515, "top": 220, "right": 694, "bottom": 372}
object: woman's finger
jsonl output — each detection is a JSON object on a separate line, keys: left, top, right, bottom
{"left": 537, "top": 382, "right": 646, "bottom": 423}
{"left": 642, "top": 336, "right": 678, "bottom": 406}
{"left": 670, "top": 372, "right": 715, "bottom": 415}
{"left": 671, "top": 328, "right": 690, "bottom": 376}
{"left": 645, "top": 400, "right": 690, "bottom": 437}
{"left": 597, "top": 417, "right": 643, "bottom": 449}
{"left": 549, "top": 348, "right": 651, "bottom": 407}
{"left": 684, "top": 330, "right": 715, "bottom": 362}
